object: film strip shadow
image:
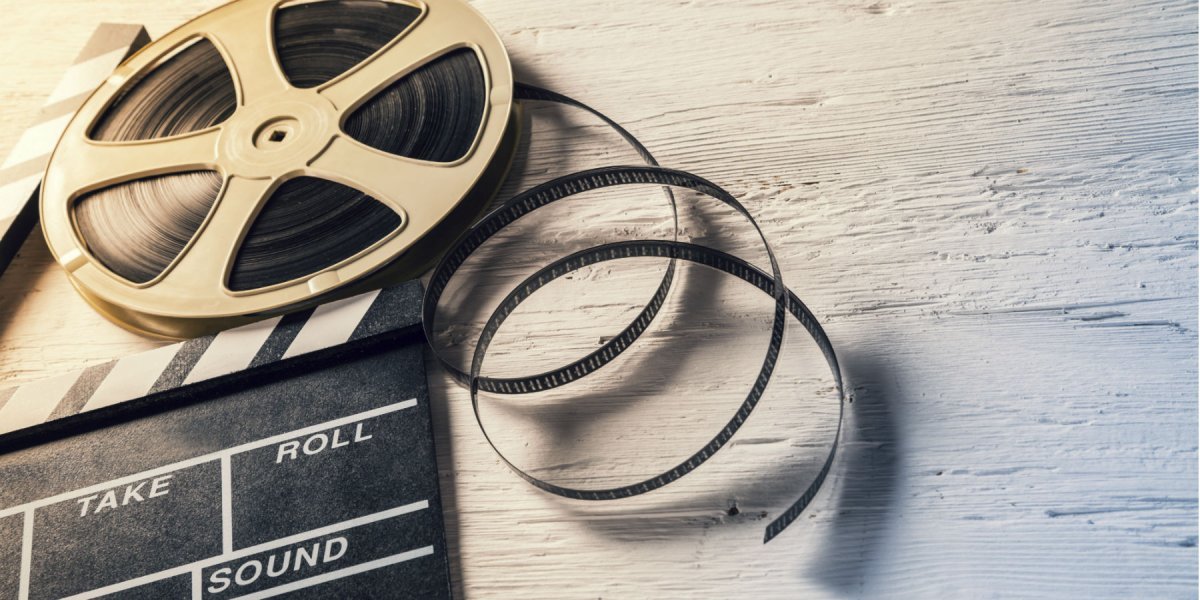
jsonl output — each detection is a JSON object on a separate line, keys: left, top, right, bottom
{"left": 810, "top": 347, "right": 904, "bottom": 591}
{"left": 552, "top": 452, "right": 842, "bottom": 544}
{"left": 490, "top": 65, "right": 543, "bottom": 205}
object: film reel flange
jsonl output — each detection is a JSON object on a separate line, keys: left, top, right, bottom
{"left": 41, "top": 0, "right": 514, "bottom": 338}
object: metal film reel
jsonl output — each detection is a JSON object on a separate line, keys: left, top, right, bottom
{"left": 41, "top": 0, "right": 515, "bottom": 338}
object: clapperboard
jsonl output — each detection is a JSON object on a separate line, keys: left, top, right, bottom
{"left": 0, "top": 281, "right": 452, "bottom": 599}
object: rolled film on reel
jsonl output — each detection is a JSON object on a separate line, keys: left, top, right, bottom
{"left": 41, "top": 0, "right": 516, "bottom": 339}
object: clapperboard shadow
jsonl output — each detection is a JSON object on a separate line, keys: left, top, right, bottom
{"left": 0, "top": 280, "right": 453, "bottom": 600}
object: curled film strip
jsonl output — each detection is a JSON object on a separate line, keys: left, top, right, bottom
{"left": 38, "top": 0, "right": 844, "bottom": 543}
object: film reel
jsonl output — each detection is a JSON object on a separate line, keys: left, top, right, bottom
{"left": 40, "top": 0, "right": 516, "bottom": 338}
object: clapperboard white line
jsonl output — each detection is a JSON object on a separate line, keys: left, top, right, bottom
{"left": 18, "top": 510, "right": 32, "bottom": 600}
{"left": 282, "top": 290, "right": 381, "bottom": 359}
{"left": 76, "top": 344, "right": 178, "bottom": 414}
{"left": 183, "top": 316, "right": 283, "bottom": 386}
{"left": 227, "top": 546, "right": 437, "bottom": 600}
{"left": 0, "top": 281, "right": 424, "bottom": 437}
{"left": 0, "top": 398, "right": 418, "bottom": 519}
{"left": 222, "top": 454, "right": 234, "bottom": 554}
{"left": 55, "top": 501, "right": 432, "bottom": 600}
{"left": 192, "top": 569, "right": 203, "bottom": 600}
{"left": 43, "top": 47, "right": 134, "bottom": 105}
{"left": 0, "top": 113, "right": 73, "bottom": 170}
{"left": 0, "top": 371, "right": 80, "bottom": 434}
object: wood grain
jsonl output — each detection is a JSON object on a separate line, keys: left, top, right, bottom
{"left": 0, "top": 0, "right": 1195, "bottom": 597}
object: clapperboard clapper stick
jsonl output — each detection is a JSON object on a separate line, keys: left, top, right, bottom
{"left": 0, "top": 24, "right": 149, "bottom": 277}
{"left": 0, "top": 281, "right": 455, "bottom": 599}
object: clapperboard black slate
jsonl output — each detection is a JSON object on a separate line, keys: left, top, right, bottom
{"left": 0, "top": 281, "right": 452, "bottom": 599}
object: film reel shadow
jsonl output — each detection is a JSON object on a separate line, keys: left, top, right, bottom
{"left": 488, "top": 88, "right": 538, "bottom": 208}
{"left": 500, "top": 60, "right": 566, "bottom": 187}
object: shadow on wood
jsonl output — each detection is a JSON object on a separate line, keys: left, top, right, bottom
{"left": 810, "top": 348, "right": 904, "bottom": 592}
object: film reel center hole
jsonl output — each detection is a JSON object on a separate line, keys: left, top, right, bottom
{"left": 253, "top": 117, "right": 300, "bottom": 149}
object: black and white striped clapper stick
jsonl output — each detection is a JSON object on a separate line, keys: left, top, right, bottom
{"left": 0, "top": 23, "right": 149, "bottom": 276}
{"left": 0, "top": 283, "right": 424, "bottom": 439}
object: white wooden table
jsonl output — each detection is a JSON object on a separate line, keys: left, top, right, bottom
{"left": 0, "top": 1, "right": 1195, "bottom": 597}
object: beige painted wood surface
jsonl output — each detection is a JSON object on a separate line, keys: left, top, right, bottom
{"left": 0, "top": 0, "right": 1196, "bottom": 597}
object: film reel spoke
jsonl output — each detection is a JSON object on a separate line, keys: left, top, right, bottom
{"left": 49, "top": 129, "right": 222, "bottom": 197}
{"left": 311, "top": 135, "right": 456, "bottom": 222}
{"left": 160, "top": 175, "right": 273, "bottom": 294}
{"left": 206, "top": 0, "right": 292, "bottom": 105}
{"left": 319, "top": 3, "right": 464, "bottom": 111}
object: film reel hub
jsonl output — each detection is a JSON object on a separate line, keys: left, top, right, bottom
{"left": 251, "top": 118, "right": 299, "bottom": 148}
{"left": 40, "top": 0, "right": 515, "bottom": 338}
{"left": 219, "top": 91, "right": 338, "bottom": 177}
